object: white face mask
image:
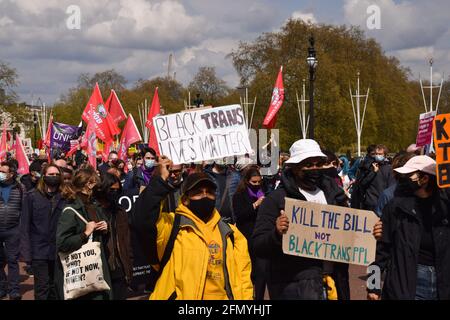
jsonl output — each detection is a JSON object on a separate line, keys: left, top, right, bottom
{"left": 0, "top": 172, "right": 7, "bottom": 182}
{"left": 145, "top": 159, "right": 155, "bottom": 168}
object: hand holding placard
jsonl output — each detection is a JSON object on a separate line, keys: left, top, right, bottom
{"left": 276, "top": 210, "right": 289, "bottom": 235}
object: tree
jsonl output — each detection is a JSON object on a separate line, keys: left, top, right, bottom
{"left": 77, "top": 69, "right": 127, "bottom": 96}
{"left": 0, "top": 60, "right": 19, "bottom": 105}
{"left": 229, "top": 20, "right": 420, "bottom": 154}
{"left": 188, "top": 67, "right": 230, "bottom": 106}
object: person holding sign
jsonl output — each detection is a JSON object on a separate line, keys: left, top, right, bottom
{"left": 368, "top": 156, "right": 450, "bottom": 300}
{"left": 252, "top": 139, "right": 348, "bottom": 300}
{"left": 132, "top": 156, "right": 253, "bottom": 300}
{"left": 55, "top": 167, "right": 112, "bottom": 300}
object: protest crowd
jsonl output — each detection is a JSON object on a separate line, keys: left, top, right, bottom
{"left": 0, "top": 83, "right": 449, "bottom": 302}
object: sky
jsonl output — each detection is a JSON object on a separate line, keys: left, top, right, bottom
{"left": 0, "top": 0, "right": 449, "bottom": 105}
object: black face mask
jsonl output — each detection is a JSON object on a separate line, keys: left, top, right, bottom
{"left": 44, "top": 176, "right": 61, "bottom": 188}
{"left": 397, "top": 177, "right": 421, "bottom": 195}
{"left": 248, "top": 184, "right": 261, "bottom": 192}
{"left": 298, "top": 169, "right": 322, "bottom": 188}
{"left": 188, "top": 198, "right": 216, "bottom": 222}
{"left": 322, "top": 167, "right": 338, "bottom": 179}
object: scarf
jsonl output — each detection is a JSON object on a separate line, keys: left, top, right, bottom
{"left": 141, "top": 165, "right": 154, "bottom": 185}
{"left": 247, "top": 186, "right": 264, "bottom": 202}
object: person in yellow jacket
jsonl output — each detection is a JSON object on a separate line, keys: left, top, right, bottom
{"left": 133, "top": 156, "right": 253, "bottom": 300}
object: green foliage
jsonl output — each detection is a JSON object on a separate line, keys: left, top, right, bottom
{"left": 188, "top": 66, "right": 230, "bottom": 106}
{"left": 39, "top": 20, "right": 449, "bottom": 156}
{"left": 230, "top": 20, "right": 422, "bottom": 153}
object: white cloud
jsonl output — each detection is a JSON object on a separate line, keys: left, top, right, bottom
{"left": 291, "top": 11, "right": 317, "bottom": 24}
{"left": 344, "top": 0, "right": 449, "bottom": 51}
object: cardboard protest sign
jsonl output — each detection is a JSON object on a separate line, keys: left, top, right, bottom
{"left": 416, "top": 111, "right": 436, "bottom": 147}
{"left": 434, "top": 113, "right": 450, "bottom": 188}
{"left": 153, "top": 104, "right": 252, "bottom": 164}
{"left": 282, "top": 198, "right": 379, "bottom": 266}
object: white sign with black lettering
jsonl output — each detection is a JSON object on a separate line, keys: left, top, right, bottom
{"left": 153, "top": 104, "right": 252, "bottom": 164}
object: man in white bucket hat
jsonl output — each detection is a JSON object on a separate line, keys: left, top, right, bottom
{"left": 253, "top": 139, "right": 349, "bottom": 300}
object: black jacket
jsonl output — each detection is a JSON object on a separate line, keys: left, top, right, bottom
{"left": 370, "top": 190, "right": 450, "bottom": 300}
{"left": 233, "top": 190, "right": 258, "bottom": 243}
{"left": 352, "top": 157, "right": 395, "bottom": 210}
{"left": 252, "top": 168, "right": 348, "bottom": 298}
{"left": 21, "top": 190, "right": 66, "bottom": 261}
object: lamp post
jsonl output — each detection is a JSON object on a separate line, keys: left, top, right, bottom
{"left": 307, "top": 35, "right": 318, "bottom": 140}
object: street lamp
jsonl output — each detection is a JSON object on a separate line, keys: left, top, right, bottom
{"left": 307, "top": 35, "right": 318, "bottom": 140}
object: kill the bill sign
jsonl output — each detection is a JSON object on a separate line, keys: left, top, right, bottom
{"left": 283, "top": 198, "right": 379, "bottom": 266}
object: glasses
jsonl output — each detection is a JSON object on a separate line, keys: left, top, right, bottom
{"left": 189, "top": 189, "right": 216, "bottom": 200}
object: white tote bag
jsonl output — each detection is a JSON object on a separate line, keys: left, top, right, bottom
{"left": 59, "top": 207, "right": 110, "bottom": 300}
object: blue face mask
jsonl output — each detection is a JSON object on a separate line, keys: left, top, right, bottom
{"left": 144, "top": 159, "right": 155, "bottom": 168}
{"left": 374, "top": 155, "right": 385, "bottom": 163}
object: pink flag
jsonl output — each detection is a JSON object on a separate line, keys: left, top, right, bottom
{"left": 145, "top": 87, "right": 161, "bottom": 155}
{"left": 15, "top": 135, "right": 30, "bottom": 175}
{"left": 0, "top": 123, "right": 7, "bottom": 161}
{"left": 105, "top": 90, "right": 127, "bottom": 123}
{"left": 118, "top": 114, "right": 142, "bottom": 161}
{"left": 263, "top": 66, "right": 284, "bottom": 129}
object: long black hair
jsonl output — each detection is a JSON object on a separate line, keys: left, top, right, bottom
{"left": 236, "top": 166, "right": 261, "bottom": 194}
{"left": 94, "top": 172, "right": 122, "bottom": 203}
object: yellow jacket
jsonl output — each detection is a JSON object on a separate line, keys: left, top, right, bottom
{"left": 150, "top": 203, "right": 253, "bottom": 300}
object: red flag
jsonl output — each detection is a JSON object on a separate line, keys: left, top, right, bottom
{"left": 102, "top": 140, "right": 112, "bottom": 162}
{"left": 15, "top": 135, "right": 30, "bottom": 175}
{"left": 66, "top": 140, "right": 80, "bottom": 158}
{"left": 263, "top": 66, "right": 284, "bottom": 129}
{"left": 81, "top": 83, "right": 113, "bottom": 143}
{"left": 43, "top": 114, "right": 53, "bottom": 148}
{"left": 0, "top": 123, "right": 7, "bottom": 161}
{"left": 84, "top": 105, "right": 98, "bottom": 169}
{"left": 118, "top": 114, "right": 142, "bottom": 161}
{"left": 145, "top": 87, "right": 161, "bottom": 154}
{"left": 105, "top": 90, "right": 127, "bottom": 123}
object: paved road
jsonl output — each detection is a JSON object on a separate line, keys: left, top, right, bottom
{"left": 5, "top": 263, "right": 367, "bottom": 300}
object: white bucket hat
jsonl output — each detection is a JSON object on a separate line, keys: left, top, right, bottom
{"left": 285, "top": 139, "right": 327, "bottom": 164}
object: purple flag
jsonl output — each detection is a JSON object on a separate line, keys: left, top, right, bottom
{"left": 50, "top": 122, "right": 82, "bottom": 152}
